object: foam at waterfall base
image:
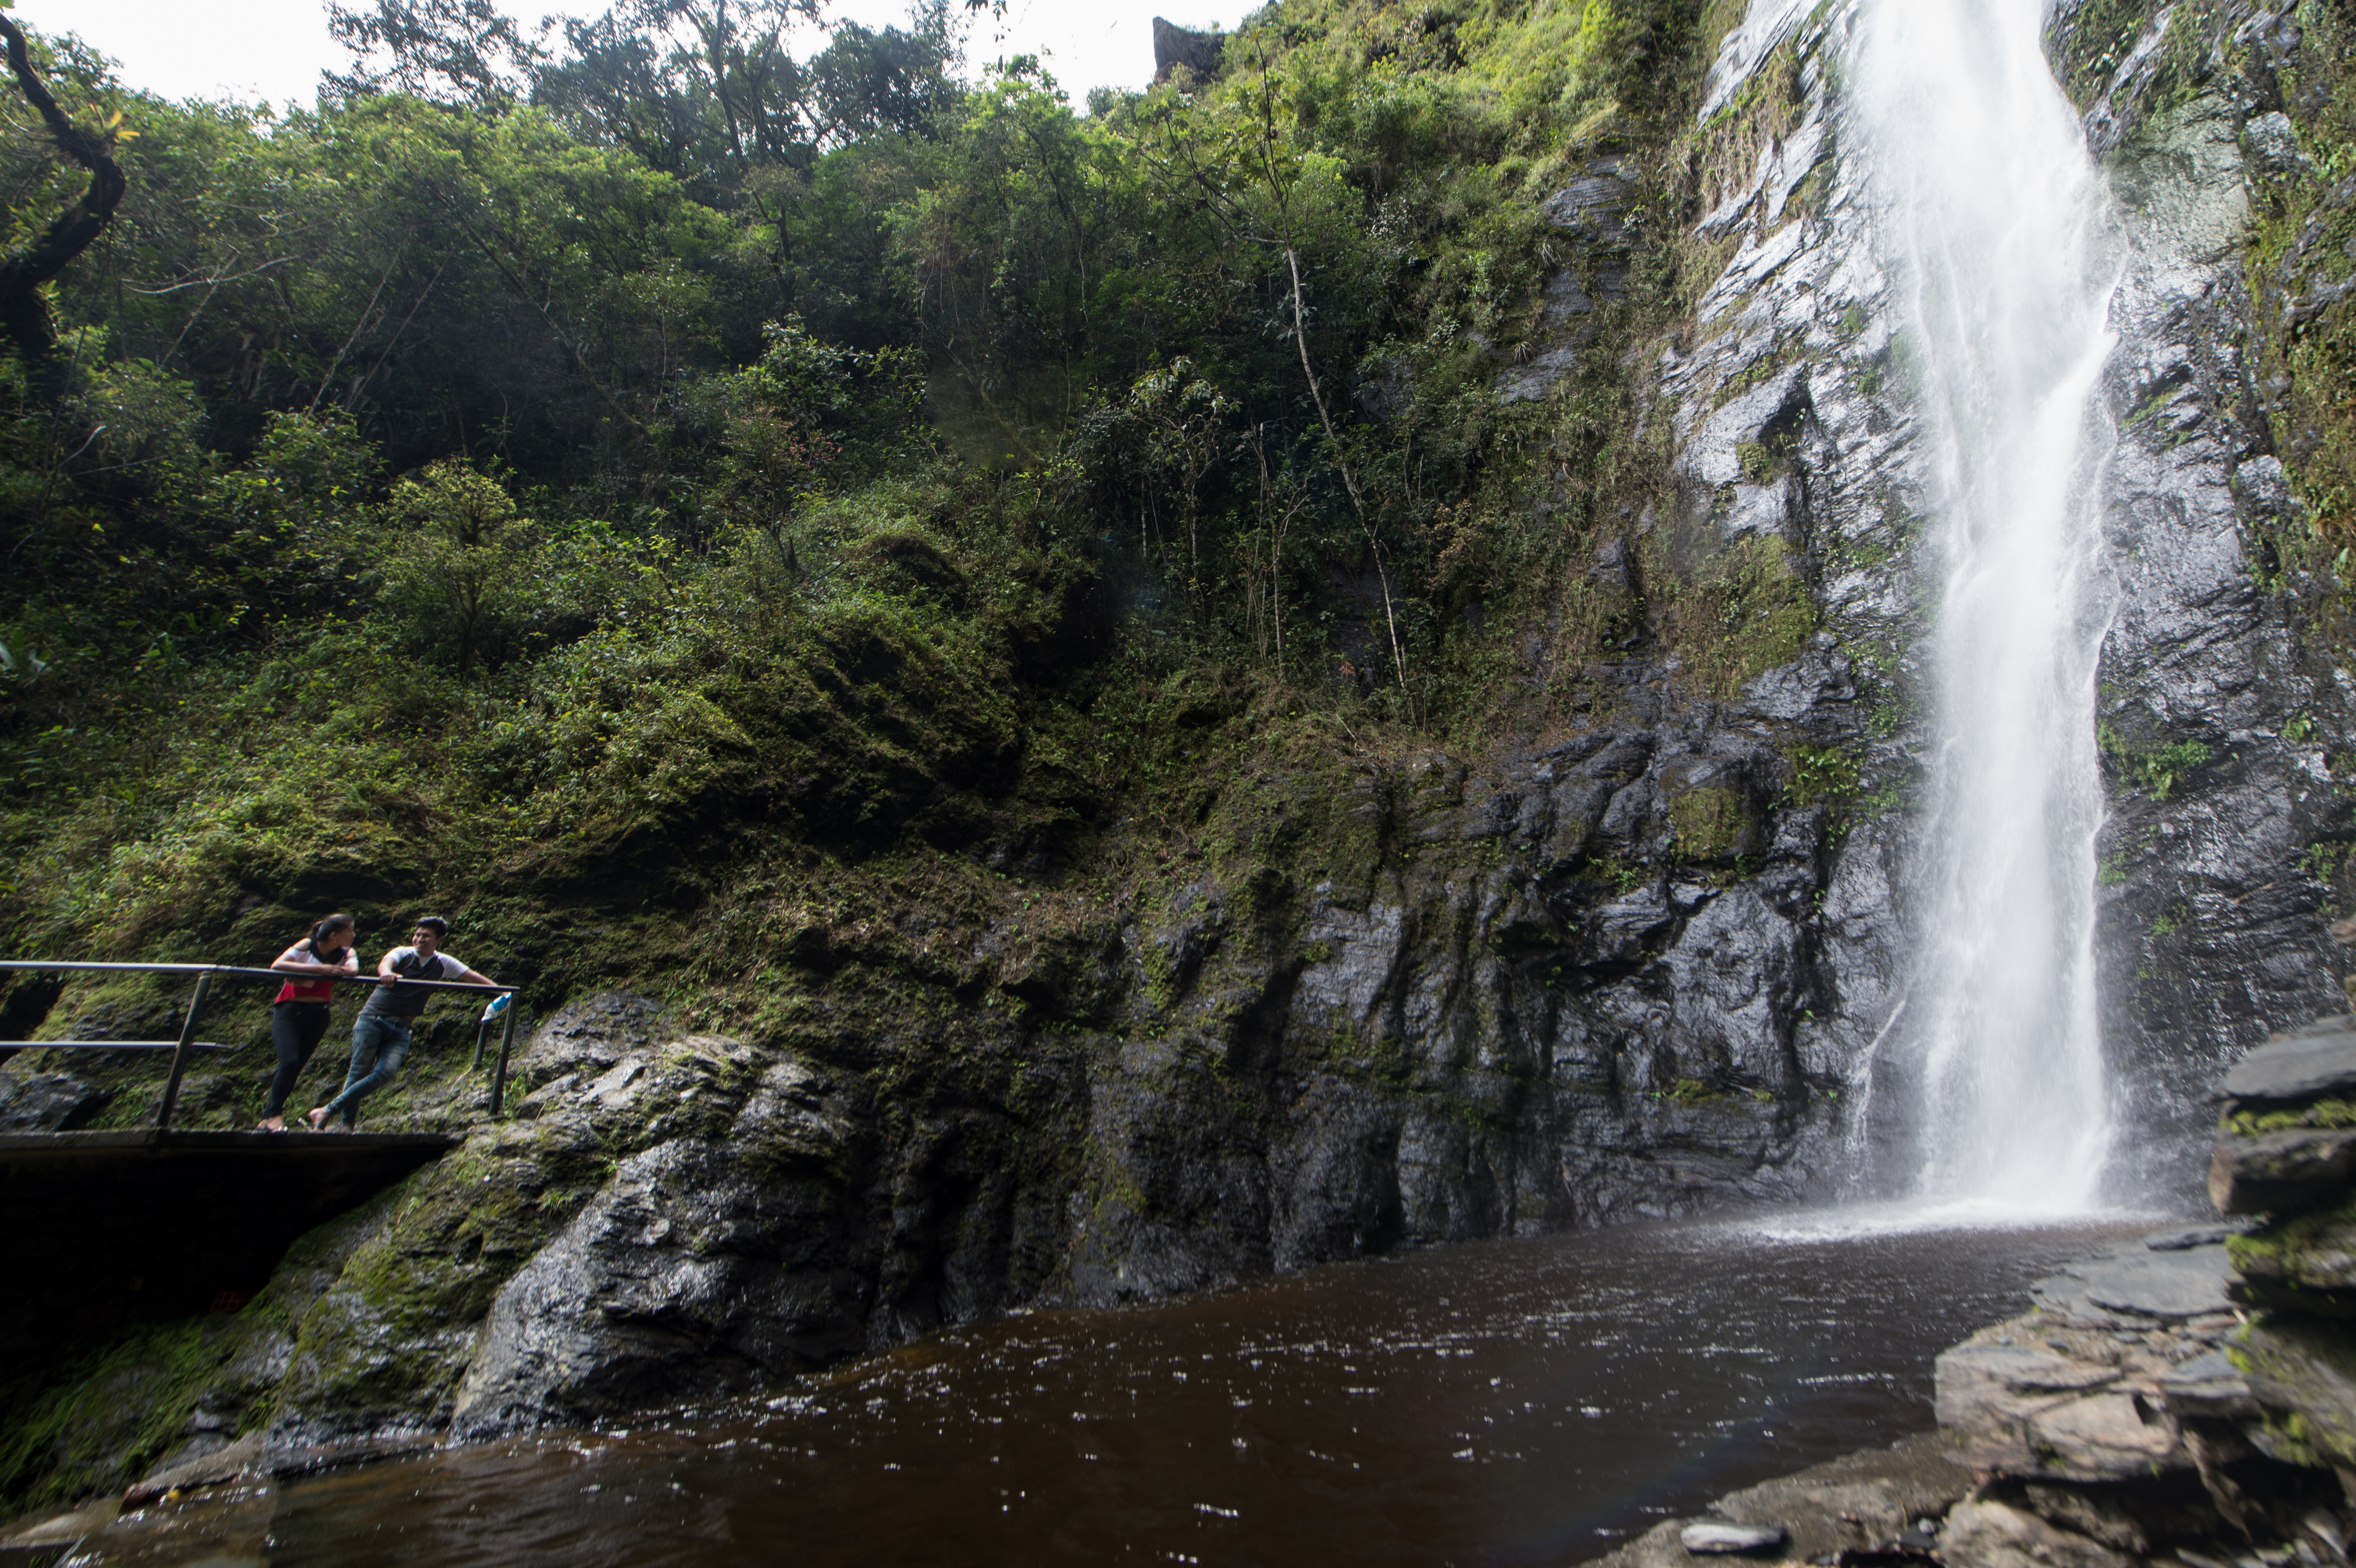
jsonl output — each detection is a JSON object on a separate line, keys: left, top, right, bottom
{"left": 1729, "top": 1196, "right": 2166, "bottom": 1244}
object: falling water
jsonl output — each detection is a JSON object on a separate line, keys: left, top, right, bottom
{"left": 1850, "top": 0, "right": 2122, "bottom": 1211}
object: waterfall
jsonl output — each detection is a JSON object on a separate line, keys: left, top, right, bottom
{"left": 1850, "top": 0, "right": 2123, "bottom": 1211}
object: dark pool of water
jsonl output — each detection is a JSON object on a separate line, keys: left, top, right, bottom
{"left": 266, "top": 1214, "right": 2140, "bottom": 1568}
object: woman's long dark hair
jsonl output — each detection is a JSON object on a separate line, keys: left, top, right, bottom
{"left": 308, "top": 913, "right": 357, "bottom": 954}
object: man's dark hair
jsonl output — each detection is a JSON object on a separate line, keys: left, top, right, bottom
{"left": 412, "top": 915, "right": 450, "bottom": 937}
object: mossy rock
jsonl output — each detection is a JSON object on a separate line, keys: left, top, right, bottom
{"left": 0, "top": 1319, "right": 234, "bottom": 1514}
{"left": 1668, "top": 785, "right": 1750, "bottom": 861}
{"left": 2230, "top": 1192, "right": 2356, "bottom": 1319}
{"left": 1654, "top": 535, "right": 1818, "bottom": 699}
{"left": 2231, "top": 1316, "right": 2356, "bottom": 1470}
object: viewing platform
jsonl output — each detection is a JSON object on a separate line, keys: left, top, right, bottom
{"left": 0, "top": 957, "right": 516, "bottom": 1361}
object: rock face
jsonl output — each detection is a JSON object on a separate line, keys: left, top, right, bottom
{"left": 1150, "top": 17, "right": 1221, "bottom": 83}
{"left": 1078, "top": 726, "right": 1847, "bottom": 1281}
{"left": 1652, "top": 0, "right": 2352, "bottom": 1202}
{"left": 2076, "top": 3, "right": 2352, "bottom": 1197}
{"left": 0, "top": 1071, "right": 104, "bottom": 1132}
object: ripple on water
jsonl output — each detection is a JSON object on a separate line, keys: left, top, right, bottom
{"left": 260, "top": 1215, "right": 2150, "bottom": 1568}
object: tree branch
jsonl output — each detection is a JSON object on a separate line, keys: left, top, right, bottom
{"left": 0, "top": 14, "right": 128, "bottom": 400}
{"left": 1283, "top": 242, "right": 1406, "bottom": 702}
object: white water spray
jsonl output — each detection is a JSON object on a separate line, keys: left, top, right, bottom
{"left": 1850, "top": 0, "right": 2122, "bottom": 1213}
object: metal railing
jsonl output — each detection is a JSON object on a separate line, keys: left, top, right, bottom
{"left": 0, "top": 959, "right": 526, "bottom": 1138}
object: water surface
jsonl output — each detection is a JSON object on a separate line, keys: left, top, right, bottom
{"left": 267, "top": 1215, "right": 2136, "bottom": 1567}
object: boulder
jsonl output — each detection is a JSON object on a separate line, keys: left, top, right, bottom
{"left": 2208, "top": 1126, "right": 2356, "bottom": 1215}
{"left": 448, "top": 1053, "right": 876, "bottom": 1439}
{"left": 1940, "top": 1499, "right": 2136, "bottom": 1568}
{"left": 1935, "top": 1313, "right": 2231, "bottom": 1483}
{"left": 2008, "top": 1478, "right": 2232, "bottom": 1557}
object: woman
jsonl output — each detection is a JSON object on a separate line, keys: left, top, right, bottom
{"left": 258, "top": 914, "right": 359, "bottom": 1132}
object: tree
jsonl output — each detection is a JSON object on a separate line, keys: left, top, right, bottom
{"left": 327, "top": 0, "right": 546, "bottom": 106}
{"left": 1081, "top": 360, "right": 1232, "bottom": 618}
{"left": 0, "top": 14, "right": 127, "bottom": 401}
{"left": 534, "top": 0, "right": 966, "bottom": 200}
{"left": 380, "top": 461, "right": 535, "bottom": 674}
{"left": 1138, "top": 51, "right": 1408, "bottom": 697}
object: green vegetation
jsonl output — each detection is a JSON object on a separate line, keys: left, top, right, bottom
{"left": 0, "top": 1319, "right": 228, "bottom": 1509}
{"left": 2240, "top": 0, "right": 2356, "bottom": 676}
{"left": 1651, "top": 534, "right": 1816, "bottom": 700}
{"left": 1783, "top": 743, "right": 1861, "bottom": 810}
{"left": 0, "top": 0, "right": 1761, "bottom": 994}
{"left": 2097, "top": 721, "right": 2213, "bottom": 801}
{"left": 2226, "top": 1097, "right": 2356, "bottom": 1137}
{"left": 1654, "top": 1076, "right": 1717, "bottom": 1105}
{"left": 2046, "top": 0, "right": 2231, "bottom": 113}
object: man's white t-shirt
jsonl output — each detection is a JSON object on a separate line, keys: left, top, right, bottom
{"left": 361, "top": 946, "right": 469, "bottom": 1018}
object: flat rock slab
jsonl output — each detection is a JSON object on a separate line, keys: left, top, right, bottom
{"left": 2225, "top": 1017, "right": 2356, "bottom": 1104}
{"left": 3, "top": 1477, "right": 275, "bottom": 1562}
{"left": 2142, "top": 1224, "right": 2241, "bottom": 1251}
{"left": 124, "top": 1431, "right": 266, "bottom": 1506}
{"left": 2033, "top": 1243, "right": 2233, "bottom": 1320}
{"left": 1936, "top": 1305, "right": 2237, "bottom": 1483}
{"left": 2157, "top": 1349, "right": 2257, "bottom": 1421}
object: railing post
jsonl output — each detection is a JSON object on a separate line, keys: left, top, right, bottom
{"left": 488, "top": 993, "right": 521, "bottom": 1118}
{"left": 153, "top": 970, "right": 212, "bottom": 1142}
{"left": 471, "top": 1016, "right": 490, "bottom": 1071}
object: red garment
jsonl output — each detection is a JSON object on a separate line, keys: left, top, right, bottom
{"left": 274, "top": 942, "right": 353, "bottom": 1005}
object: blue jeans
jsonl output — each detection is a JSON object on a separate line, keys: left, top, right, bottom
{"left": 325, "top": 1014, "right": 412, "bottom": 1127}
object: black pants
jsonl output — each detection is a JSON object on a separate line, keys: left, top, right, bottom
{"left": 267, "top": 1002, "right": 332, "bottom": 1118}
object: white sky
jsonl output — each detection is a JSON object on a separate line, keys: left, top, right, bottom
{"left": 19, "top": 0, "right": 1226, "bottom": 111}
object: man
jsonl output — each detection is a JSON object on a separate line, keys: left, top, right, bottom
{"left": 309, "top": 915, "right": 497, "bottom": 1132}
